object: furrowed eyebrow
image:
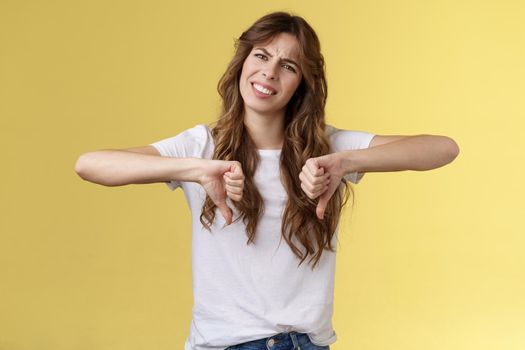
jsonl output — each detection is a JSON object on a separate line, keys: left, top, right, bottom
{"left": 254, "top": 47, "right": 300, "bottom": 68}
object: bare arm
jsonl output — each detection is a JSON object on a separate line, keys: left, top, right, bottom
{"left": 74, "top": 145, "right": 245, "bottom": 224}
{"left": 299, "top": 134, "right": 460, "bottom": 219}
{"left": 340, "top": 134, "right": 460, "bottom": 173}
{"left": 74, "top": 146, "right": 204, "bottom": 187}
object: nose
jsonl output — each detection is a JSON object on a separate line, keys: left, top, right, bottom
{"left": 262, "top": 72, "right": 276, "bottom": 80}
{"left": 262, "top": 62, "right": 279, "bottom": 80}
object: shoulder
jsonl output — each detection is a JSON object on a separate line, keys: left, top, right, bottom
{"left": 149, "top": 123, "right": 214, "bottom": 158}
{"left": 324, "top": 124, "right": 339, "bottom": 138}
{"left": 179, "top": 123, "right": 213, "bottom": 141}
{"left": 325, "top": 124, "right": 375, "bottom": 152}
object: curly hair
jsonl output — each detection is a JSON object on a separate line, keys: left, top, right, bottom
{"left": 200, "top": 11, "right": 352, "bottom": 270}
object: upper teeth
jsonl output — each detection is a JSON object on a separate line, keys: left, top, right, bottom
{"left": 254, "top": 83, "right": 273, "bottom": 95}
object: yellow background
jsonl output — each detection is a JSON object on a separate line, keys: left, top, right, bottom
{"left": 1, "top": 0, "right": 524, "bottom": 349}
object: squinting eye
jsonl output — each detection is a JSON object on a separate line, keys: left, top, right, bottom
{"left": 283, "top": 64, "right": 296, "bottom": 73}
{"left": 254, "top": 53, "right": 267, "bottom": 60}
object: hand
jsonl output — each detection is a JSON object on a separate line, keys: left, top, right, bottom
{"left": 199, "top": 160, "right": 245, "bottom": 225}
{"left": 299, "top": 153, "right": 345, "bottom": 220}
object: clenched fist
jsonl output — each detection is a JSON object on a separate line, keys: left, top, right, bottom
{"left": 198, "top": 160, "right": 245, "bottom": 225}
{"left": 299, "top": 153, "right": 345, "bottom": 220}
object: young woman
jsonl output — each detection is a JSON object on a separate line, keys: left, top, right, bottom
{"left": 75, "top": 11, "right": 459, "bottom": 350}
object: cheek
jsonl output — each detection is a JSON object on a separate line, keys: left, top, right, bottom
{"left": 240, "top": 65, "right": 256, "bottom": 92}
{"left": 241, "top": 58, "right": 256, "bottom": 76}
{"left": 239, "top": 65, "right": 250, "bottom": 90}
{"left": 286, "top": 78, "right": 302, "bottom": 96}
{"left": 239, "top": 65, "right": 252, "bottom": 100}
{"left": 239, "top": 58, "right": 249, "bottom": 77}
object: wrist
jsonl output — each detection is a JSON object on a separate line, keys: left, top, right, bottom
{"left": 338, "top": 150, "right": 359, "bottom": 175}
{"left": 190, "top": 158, "right": 207, "bottom": 184}
{"left": 170, "top": 157, "right": 205, "bottom": 184}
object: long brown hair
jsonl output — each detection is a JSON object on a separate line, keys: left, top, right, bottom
{"left": 200, "top": 11, "right": 353, "bottom": 269}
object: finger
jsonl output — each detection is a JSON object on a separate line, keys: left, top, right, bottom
{"left": 223, "top": 174, "right": 244, "bottom": 187}
{"left": 299, "top": 171, "right": 324, "bottom": 189}
{"left": 225, "top": 172, "right": 245, "bottom": 182}
{"left": 317, "top": 183, "right": 330, "bottom": 196}
{"left": 230, "top": 161, "right": 244, "bottom": 175}
{"left": 216, "top": 201, "right": 233, "bottom": 225}
{"left": 312, "top": 183, "right": 329, "bottom": 199}
{"left": 299, "top": 172, "right": 329, "bottom": 193}
{"left": 316, "top": 182, "right": 338, "bottom": 220}
{"left": 303, "top": 181, "right": 328, "bottom": 195}
{"left": 310, "top": 171, "right": 330, "bottom": 185}
{"left": 300, "top": 182, "right": 314, "bottom": 199}
{"left": 301, "top": 165, "right": 329, "bottom": 185}
{"left": 301, "top": 181, "right": 323, "bottom": 199}
{"left": 227, "top": 191, "right": 242, "bottom": 202}
{"left": 299, "top": 167, "right": 315, "bottom": 184}
{"left": 311, "top": 178, "right": 330, "bottom": 193}
{"left": 225, "top": 183, "right": 242, "bottom": 195}
{"left": 305, "top": 158, "right": 324, "bottom": 176}
{"left": 316, "top": 194, "right": 329, "bottom": 220}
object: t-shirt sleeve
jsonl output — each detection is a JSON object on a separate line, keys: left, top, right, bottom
{"left": 326, "top": 125, "right": 375, "bottom": 184}
{"left": 149, "top": 124, "right": 212, "bottom": 191}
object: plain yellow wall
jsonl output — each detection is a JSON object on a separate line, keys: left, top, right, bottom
{"left": 1, "top": 1, "right": 524, "bottom": 349}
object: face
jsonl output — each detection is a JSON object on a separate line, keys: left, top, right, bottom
{"left": 239, "top": 32, "right": 303, "bottom": 118}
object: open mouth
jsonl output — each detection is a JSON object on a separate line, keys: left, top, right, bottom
{"left": 252, "top": 83, "right": 276, "bottom": 96}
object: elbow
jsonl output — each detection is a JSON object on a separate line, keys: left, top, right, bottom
{"left": 442, "top": 137, "right": 460, "bottom": 164}
{"left": 74, "top": 153, "right": 114, "bottom": 186}
{"left": 448, "top": 137, "right": 460, "bottom": 160}
{"left": 75, "top": 153, "right": 91, "bottom": 180}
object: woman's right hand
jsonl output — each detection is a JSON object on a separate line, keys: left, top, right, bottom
{"left": 198, "top": 160, "right": 245, "bottom": 225}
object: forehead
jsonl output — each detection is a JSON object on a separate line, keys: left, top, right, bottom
{"left": 254, "top": 32, "right": 300, "bottom": 60}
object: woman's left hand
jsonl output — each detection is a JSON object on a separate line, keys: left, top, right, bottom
{"left": 299, "top": 153, "right": 345, "bottom": 220}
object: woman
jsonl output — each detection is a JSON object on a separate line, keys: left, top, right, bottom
{"left": 75, "top": 11, "right": 459, "bottom": 350}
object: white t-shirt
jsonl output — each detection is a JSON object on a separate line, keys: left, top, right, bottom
{"left": 150, "top": 124, "right": 375, "bottom": 350}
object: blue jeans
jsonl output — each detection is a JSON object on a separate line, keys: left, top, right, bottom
{"left": 224, "top": 331, "right": 330, "bottom": 350}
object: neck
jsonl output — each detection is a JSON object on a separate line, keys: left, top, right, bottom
{"left": 243, "top": 109, "right": 285, "bottom": 149}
